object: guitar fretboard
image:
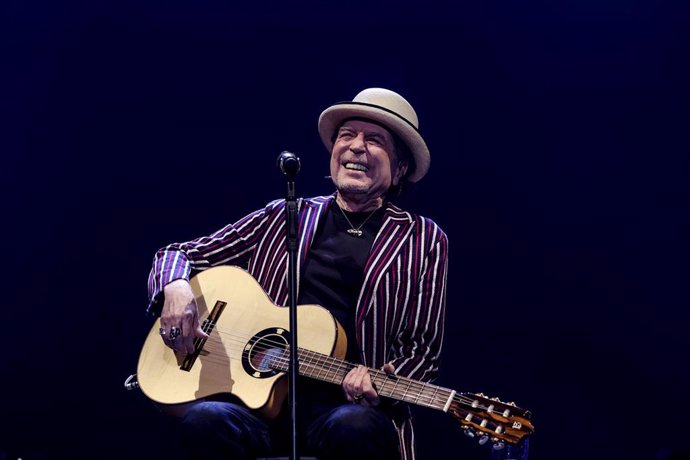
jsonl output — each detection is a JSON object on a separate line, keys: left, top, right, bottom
{"left": 269, "top": 347, "right": 455, "bottom": 411}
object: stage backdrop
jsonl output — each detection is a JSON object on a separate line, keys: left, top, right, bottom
{"left": 2, "top": 1, "right": 688, "bottom": 459}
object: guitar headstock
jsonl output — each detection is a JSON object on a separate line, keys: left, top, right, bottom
{"left": 448, "top": 392, "right": 534, "bottom": 447}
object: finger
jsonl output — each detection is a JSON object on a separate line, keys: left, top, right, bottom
{"left": 342, "top": 367, "right": 360, "bottom": 401}
{"left": 163, "top": 334, "right": 179, "bottom": 351}
{"left": 164, "top": 310, "right": 185, "bottom": 350}
{"left": 179, "top": 303, "right": 200, "bottom": 353}
{"left": 193, "top": 311, "right": 209, "bottom": 340}
{"left": 348, "top": 366, "right": 376, "bottom": 405}
{"left": 180, "top": 325, "right": 195, "bottom": 354}
{"left": 158, "top": 321, "right": 168, "bottom": 340}
{"left": 160, "top": 307, "right": 180, "bottom": 349}
{"left": 158, "top": 321, "right": 178, "bottom": 350}
{"left": 344, "top": 366, "right": 369, "bottom": 402}
{"left": 360, "top": 368, "right": 380, "bottom": 407}
{"left": 180, "top": 306, "right": 194, "bottom": 336}
{"left": 361, "top": 370, "right": 375, "bottom": 394}
{"left": 159, "top": 307, "right": 174, "bottom": 335}
{"left": 351, "top": 365, "right": 367, "bottom": 395}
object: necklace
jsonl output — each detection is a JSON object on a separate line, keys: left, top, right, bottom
{"left": 336, "top": 204, "right": 379, "bottom": 237}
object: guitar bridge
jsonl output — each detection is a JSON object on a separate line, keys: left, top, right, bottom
{"left": 180, "top": 300, "right": 226, "bottom": 371}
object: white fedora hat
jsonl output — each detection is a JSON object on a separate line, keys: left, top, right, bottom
{"left": 318, "top": 87, "right": 430, "bottom": 183}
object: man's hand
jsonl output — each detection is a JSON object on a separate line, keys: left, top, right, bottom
{"left": 160, "top": 279, "right": 209, "bottom": 354}
{"left": 342, "top": 363, "right": 396, "bottom": 406}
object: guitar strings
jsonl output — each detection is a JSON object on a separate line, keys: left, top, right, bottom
{"left": 159, "top": 328, "right": 526, "bottom": 441}
{"left": 181, "top": 329, "right": 455, "bottom": 408}
{"left": 198, "top": 329, "right": 484, "bottom": 411}
{"left": 170, "top": 325, "right": 506, "bottom": 414}
{"left": 197, "top": 327, "right": 453, "bottom": 406}
{"left": 168, "top": 330, "right": 527, "bottom": 438}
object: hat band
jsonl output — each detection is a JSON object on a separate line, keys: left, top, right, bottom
{"left": 329, "top": 101, "right": 420, "bottom": 133}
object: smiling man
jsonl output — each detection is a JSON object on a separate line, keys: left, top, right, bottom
{"left": 147, "top": 87, "right": 449, "bottom": 460}
{"left": 329, "top": 119, "right": 408, "bottom": 209}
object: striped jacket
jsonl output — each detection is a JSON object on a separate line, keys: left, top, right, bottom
{"left": 147, "top": 194, "right": 449, "bottom": 460}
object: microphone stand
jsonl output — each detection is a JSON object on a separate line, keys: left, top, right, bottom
{"left": 277, "top": 151, "right": 301, "bottom": 460}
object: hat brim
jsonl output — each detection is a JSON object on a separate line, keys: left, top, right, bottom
{"left": 318, "top": 102, "right": 430, "bottom": 183}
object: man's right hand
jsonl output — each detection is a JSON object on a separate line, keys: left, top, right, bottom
{"left": 160, "top": 279, "right": 209, "bottom": 354}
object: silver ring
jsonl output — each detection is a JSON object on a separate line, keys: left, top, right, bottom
{"left": 353, "top": 394, "right": 363, "bottom": 403}
{"left": 159, "top": 327, "right": 166, "bottom": 336}
{"left": 169, "top": 326, "right": 181, "bottom": 340}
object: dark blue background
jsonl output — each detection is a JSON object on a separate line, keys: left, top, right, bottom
{"left": 2, "top": 1, "right": 689, "bottom": 459}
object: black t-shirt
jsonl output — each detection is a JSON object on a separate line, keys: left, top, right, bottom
{"left": 286, "top": 202, "right": 385, "bottom": 424}
{"left": 298, "top": 203, "right": 384, "bottom": 362}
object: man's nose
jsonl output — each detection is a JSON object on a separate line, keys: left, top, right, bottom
{"left": 349, "top": 132, "right": 366, "bottom": 154}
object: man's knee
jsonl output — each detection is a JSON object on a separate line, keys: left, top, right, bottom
{"left": 317, "top": 405, "right": 399, "bottom": 449}
{"left": 178, "top": 401, "right": 271, "bottom": 459}
{"left": 307, "top": 405, "right": 400, "bottom": 460}
{"left": 181, "top": 402, "right": 230, "bottom": 431}
{"left": 332, "top": 405, "right": 395, "bottom": 432}
{"left": 179, "top": 401, "right": 256, "bottom": 441}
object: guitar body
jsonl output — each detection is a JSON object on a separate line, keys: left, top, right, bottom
{"left": 136, "top": 266, "right": 347, "bottom": 418}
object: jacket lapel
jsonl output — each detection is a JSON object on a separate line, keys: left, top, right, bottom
{"left": 296, "top": 195, "right": 333, "bottom": 298}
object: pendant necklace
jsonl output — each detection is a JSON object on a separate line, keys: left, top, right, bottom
{"left": 336, "top": 204, "right": 379, "bottom": 237}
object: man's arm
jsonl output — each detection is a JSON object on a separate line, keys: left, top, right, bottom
{"left": 146, "top": 200, "right": 284, "bottom": 352}
{"left": 146, "top": 200, "right": 283, "bottom": 315}
{"left": 389, "top": 222, "right": 449, "bottom": 383}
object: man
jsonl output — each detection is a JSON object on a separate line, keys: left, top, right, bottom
{"left": 147, "top": 87, "right": 449, "bottom": 460}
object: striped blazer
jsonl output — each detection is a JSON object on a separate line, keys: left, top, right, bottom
{"left": 147, "top": 194, "right": 449, "bottom": 460}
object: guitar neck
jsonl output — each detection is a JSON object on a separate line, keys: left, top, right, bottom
{"left": 272, "top": 348, "right": 534, "bottom": 445}
{"left": 271, "top": 347, "right": 454, "bottom": 411}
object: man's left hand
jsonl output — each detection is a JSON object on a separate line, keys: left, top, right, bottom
{"left": 342, "top": 363, "right": 396, "bottom": 406}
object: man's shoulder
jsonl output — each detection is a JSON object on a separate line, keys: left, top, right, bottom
{"left": 303, "top": 194, "right": 334, "bottom": 205}
{"left": 387, "top": 202, "right": 448, "bottom": 240}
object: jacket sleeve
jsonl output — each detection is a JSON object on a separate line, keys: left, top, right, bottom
{"left": 146, "top": 199, "right": 284, "bottom": 315}
{"left": 389, "top": 219, "right": 449, "bottom": 383}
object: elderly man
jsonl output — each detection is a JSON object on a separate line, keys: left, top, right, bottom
{"left": 148, "top": 87, "right": 448, "bottom": 460}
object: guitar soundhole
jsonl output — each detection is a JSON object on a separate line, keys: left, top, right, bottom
{"left": 242, "top": 328, "right": 290, "bottom": 379}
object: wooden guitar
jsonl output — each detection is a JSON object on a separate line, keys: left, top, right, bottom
{"left": 137, "top": 266, "right": 534, "bottom": 445}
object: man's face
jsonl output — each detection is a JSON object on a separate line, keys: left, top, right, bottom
{"left": 330, "top": 119, "right": 408, "bottom": 201}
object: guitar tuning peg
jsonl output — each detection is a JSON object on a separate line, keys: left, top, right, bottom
{"left": 478, "top": 435, "right": 490, "bottom": 446}
{"left": 491, "top": 396, "right": 502, "bottom": 402}
{"left": 463, "top": 427, "right": 476, "bottom": 438}
{"left": 508, "top": 401, "right": 516, "bottom": 406}
{"left": 492, "top": 440, "right": 506, "bottom": 451}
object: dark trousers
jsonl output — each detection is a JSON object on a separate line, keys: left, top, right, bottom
{"left": 178, "top": 401, "right": 401, "bottom": 460}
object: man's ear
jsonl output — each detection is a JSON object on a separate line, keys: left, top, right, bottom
{"left": 393, "top": 161, "right": 409, "bottom": 186}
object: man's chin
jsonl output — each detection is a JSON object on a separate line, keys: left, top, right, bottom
{"left": 334, "top": 181, "right": 370, "bottom": 195}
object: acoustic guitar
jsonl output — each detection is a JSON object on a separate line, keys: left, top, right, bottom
{"left": 136, "top": 266, "right": 533, "bottom": 445}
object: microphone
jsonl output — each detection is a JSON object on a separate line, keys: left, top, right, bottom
{"left": 277, "top": 151, "right": 301, "bottom": 177}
